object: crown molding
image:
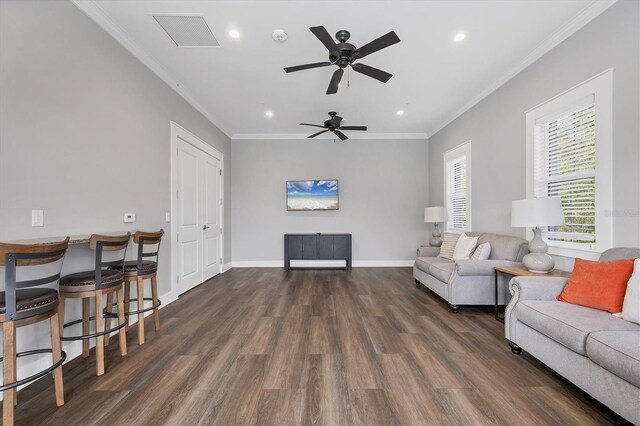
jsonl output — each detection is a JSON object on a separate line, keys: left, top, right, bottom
{"left": 232, "top": 132, "right": 429, "bottom": 140}
{"left": 427, "top": 0, "right": 618, "bottom": 137}
{"left": 71, "top": 0, "right": 232, "bottom": 137}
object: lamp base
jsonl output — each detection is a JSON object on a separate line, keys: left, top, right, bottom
{"left": 522, "top": 253, "right": 555, "bottom": 273}
{"left": 429, "top": 223, "right": 443, "bottom": 247}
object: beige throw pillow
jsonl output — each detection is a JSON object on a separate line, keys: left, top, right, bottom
{"left": 438, "top": 234, "right": 459, "bottom": 260}
{"left": 452, "top": 233, "right": 479, "bottom": 261}
{"left": 471, "top": 242, "right": 491, "bottom": 261}
{"left": 621, "top": 259, "right": 640, "bottom": 325}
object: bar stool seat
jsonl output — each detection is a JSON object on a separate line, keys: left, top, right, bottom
{"left": 120, "top": 260, "right": 157, "bottom": 275}
{"left": 0, "top": 289, "right": 58, "bottom": 314}
{"left": 60, "top": 269, "right": 123, "bottom": 291}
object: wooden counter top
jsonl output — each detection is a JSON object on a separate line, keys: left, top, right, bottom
{"left": 1, "top": 231, "right": 134, "bottom": 246}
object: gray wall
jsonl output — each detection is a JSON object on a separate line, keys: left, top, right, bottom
{"left": 0, "top": 0, "right": 230, "bottom": 380}
{"left": 428, "top": 0, "right": 640, "bottom": 265}
{"left": 232, "top": 138, "right": 429, "bottom": 264}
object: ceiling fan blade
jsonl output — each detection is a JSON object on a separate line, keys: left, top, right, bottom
{"left": 308, "top": 130, "right": 329, "bottom": 138}
{"left": 309, "top": 26, "right": 340, "bottom": 54}
{"left": 340, "top": 126, "right": 367, "bottom": 131}
{"left": 300, "top": 123, "right": 326, "bottom": 128}
{"left": 333, "top": 130, "right": 348, "bottom": 141}
{"left": 351, "top": 63, "right": 393, "bottom": 83}
{"left": 326, "top": 68, "right": 344, "bottom": 95}
{"left": 284, "top": 62, "right": 333, "bottom": 73}
{"left": 352, "top": 31, "right": 400, "bottom": 60}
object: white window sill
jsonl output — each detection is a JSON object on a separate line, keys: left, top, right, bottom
{"left": 548, "top": 245, "right": 602, "bottom": 261}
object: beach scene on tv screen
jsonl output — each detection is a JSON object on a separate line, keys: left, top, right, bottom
{"left": 287, "top": 180, "right": 338, "bottom": 211}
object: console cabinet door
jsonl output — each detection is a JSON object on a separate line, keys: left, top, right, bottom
{"left": 333, "top": 235, "right": 350, "bottom": 259}
{"left": 318, "top": 236, "right": 334, "bottom": 259}
{"left": 286, "top": 235, "right": 303, "bottom": 259}
{"left": 302, "top": 235, "right": 318, "bottom": 259}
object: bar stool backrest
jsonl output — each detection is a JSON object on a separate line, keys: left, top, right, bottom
{"left": 0, "top": 238, "right": 70, "bottom": 321}
{"left": 133, "top": 230, "right": 164, "bottom": 275}
{"left": 89, "top": 233, "right": 131, "bottom": 289}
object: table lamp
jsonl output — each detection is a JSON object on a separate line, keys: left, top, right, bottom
{"left": 511, "top": 197, "right": 565, "bottom": 273}
{"left": 424, "top": 206, "right": 447, "bottom": 247}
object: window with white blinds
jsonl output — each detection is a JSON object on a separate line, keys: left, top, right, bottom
{"left": 444, "top": 142, "right": 472, "bottom": 233}
{"left": 533, "top": 101, "right": 596, "bottom": 243}
{"left": 526, "top": 69, "right": 613, "bottom": 256}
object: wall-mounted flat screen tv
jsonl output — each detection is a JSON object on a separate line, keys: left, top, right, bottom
{"left": 286, "top": 180, "right": 339, "bottom": 211}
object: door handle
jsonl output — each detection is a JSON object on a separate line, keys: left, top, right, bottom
{"left": 203, "top": 225, "right": 210, "bottom": 230}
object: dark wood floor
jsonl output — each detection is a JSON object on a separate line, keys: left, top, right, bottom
{"left": 10, "top": 267, "right": 625, "bottom": 425}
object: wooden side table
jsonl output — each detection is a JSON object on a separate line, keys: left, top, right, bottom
{"left": 494, "top": 264, "right": 571, "bottom": 322}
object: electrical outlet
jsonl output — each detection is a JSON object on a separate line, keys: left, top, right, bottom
{"left": 123, "top": 213, "right": 136, "bottom": 223}
{"left": 32, "top": 210, "right": 44, "bottom": 227}
{"left": 165, "top": 212, "right": 171, "bottom": 222}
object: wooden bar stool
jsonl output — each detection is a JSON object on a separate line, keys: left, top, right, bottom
{"left": 106, "top": 230, "right": 163, "bottom": 346}
{"left": 58, "top": 233, "right": 129, "bottom": 376}
{"left": 0, "top": 238, "right": 69, "bottom": 426}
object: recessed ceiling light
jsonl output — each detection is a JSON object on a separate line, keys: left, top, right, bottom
{"left": 396, "top": 110, "right": 405, "bottom": 116}
{"left": 453, "top": 33, "right": 466, "bottom": 42}
{"left": 228, "top": 29, "right": 240, "bottom": 39}
{"left": 265, "top": 110, "right": 273, "bottom": 117}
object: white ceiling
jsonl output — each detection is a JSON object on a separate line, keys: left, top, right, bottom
{"left": 75, "top": 0, "right": 614, "bottom": 139}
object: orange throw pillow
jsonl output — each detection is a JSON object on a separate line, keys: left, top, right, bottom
{"left": 558, "top": 257, "right": 635, "bottom": 313}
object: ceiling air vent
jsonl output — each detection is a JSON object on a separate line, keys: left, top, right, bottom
{"left": 153, "top": 15, "right": 219, "bottom": 47}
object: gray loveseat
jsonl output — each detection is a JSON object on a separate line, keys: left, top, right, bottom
{"left": 413, "top": 232, "right": 528, "bottom": 312}
{"left": 505, "top": 248, "right": 640, "bottom": 424}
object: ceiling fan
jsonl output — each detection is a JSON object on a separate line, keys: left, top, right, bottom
{"left": 301, "top": 111, "right": 367, "bottom": 140}
{"left": 284, "top": 26, "right": 400, "bottom": 94}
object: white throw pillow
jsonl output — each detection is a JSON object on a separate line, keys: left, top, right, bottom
{"left": 471, "top": 242, "right": 491, "bottom": 261}
{"left": 452, "top": 233, "right": 479, "bottom": 261}
{"left": 438, "top": 234, "right": 459, "bottom": 260}
{"left": 621, "top": 259, "right": 640, "bottom": 325}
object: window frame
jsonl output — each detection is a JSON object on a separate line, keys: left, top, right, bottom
{"left": 443, "top": 141, "right": 472, "bottom": 234}
{"left": 525, "top": 69, "right": 613, "bottom": 259}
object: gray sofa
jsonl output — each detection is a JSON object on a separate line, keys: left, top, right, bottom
{"left": 505, "top": 248, "right": 640, "bottom": 424}
{"left": 413, "top": 232, "right": 528, "bottom": 312}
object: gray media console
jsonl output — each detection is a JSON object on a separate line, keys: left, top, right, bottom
{"left": 284, "top": 233, "right": 352, "bottom": 270}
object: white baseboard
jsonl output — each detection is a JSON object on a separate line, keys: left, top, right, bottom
{"left": 230, "top": 260, "right": 414, "bottom": 268}
{"left": 222, "top": 262, "right": 233, "bottom": 273}
{"left": 352, "top": 260, "right": 414, "bottom": 267}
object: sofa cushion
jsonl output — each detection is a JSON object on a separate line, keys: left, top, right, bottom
{"left": 429, "top": 262, "right": 456, "bottom": 283}
{"left": 515, "top": 300, "right": 640, "bottom": 355}
{"left": 467, "top": 232, "right": 528, "bottom": 262}
{"left": 415, "top": 256, "right": 452, "bottom": 274}
{"left": 587, "top": 331, "right": 640, "bottom": 388}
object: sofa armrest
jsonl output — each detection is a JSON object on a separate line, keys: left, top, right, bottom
{"left": 504, "top": 276, "right": 569, "bottom": 340}
{"left": 455, "top": 260, "right": 520, "bottom": 276}
{"left": 508, "top": 276, "right": 569, "bottom": 301}
{"left": 417, "top": 245, "right": 440, "bottom": 257}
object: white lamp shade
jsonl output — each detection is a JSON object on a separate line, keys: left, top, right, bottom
{"left": 511, "top": 197, "right": 565, "bottom": 227}
{"left": 424, "top": 206, "right": 447, "bottom": 223}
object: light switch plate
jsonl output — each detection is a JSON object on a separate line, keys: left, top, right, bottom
{"left": 32, "top": 210, "right": 44, "bottom": 227}
{"left": 123, "top": 213, "right": 136, "bottom": 223}
{"left": 165, "top": 212, "right": 171, "bottom": 222}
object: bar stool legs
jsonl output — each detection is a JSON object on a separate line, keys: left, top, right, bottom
{"left": 3, "top": 322, "right": 17, "bottom": 423}
{"left": 82, "top": 298, "right": 90, "bottom": 358}
{"left": 151, "top": 276, "right": 160, "bottom": 331}
{"left": 137, "top": 277, "right": 145, "bottom": 345}
{"left": 50, "top": 311, "right": 65, "bottom": 407}
{"left": 2, "top": 311, "right": 65, "bottom": 426}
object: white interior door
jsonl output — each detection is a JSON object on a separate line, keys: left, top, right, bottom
{"left": 177, "top": 138, "right": 203, "bottom": 292}
{"left": 202, "top": 154, "right": 222, "bottom": 281}
{"left": 175, "top": 128, "right": 223, "bottom": 295}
